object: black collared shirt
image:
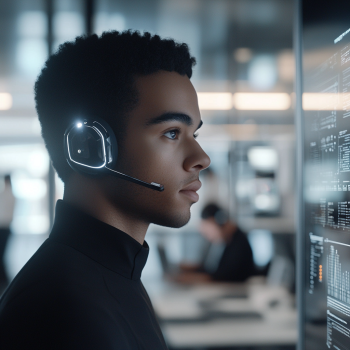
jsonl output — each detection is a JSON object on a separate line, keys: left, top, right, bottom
{"left": 0, "top": 200, "right": 168, "bottom": 350}
{"left": 211, "top": 228, "right": 255, "bottom": 282}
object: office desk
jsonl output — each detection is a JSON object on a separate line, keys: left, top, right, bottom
{"left": 147, "top": 281, "right": 297, "bottom": 349}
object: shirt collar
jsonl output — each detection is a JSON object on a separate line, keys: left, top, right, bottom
{"left": 49, "top": 200, "right": 149, "bottom": 280}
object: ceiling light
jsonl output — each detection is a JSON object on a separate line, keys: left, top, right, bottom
{"left": 303, "top": 93, "right": 339, "bottom": 110}
{"left": 0, "top": 93, "right": 13, "bottom": 110}
{"left": 197, "top": 92, "right": 233, "bottom": 110}
{"left": 233, "top": 93, "right": 291, "bottom": 110}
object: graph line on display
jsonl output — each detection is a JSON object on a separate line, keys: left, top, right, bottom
{"left": 328, "top": 310, "right": 348, "bottom": 324}
{"left": 325, "top": 239, "right": 350, "bottom": 248}
{"left": 328, "top": 296, "right": 350, "bottom": 317}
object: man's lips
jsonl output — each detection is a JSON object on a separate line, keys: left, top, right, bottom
{"left": 179, "top": 180, "right": 202, "bottom": 202}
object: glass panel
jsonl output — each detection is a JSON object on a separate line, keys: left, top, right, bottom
{"left": 302, "top": 0, "right": 350, "bottom": 348}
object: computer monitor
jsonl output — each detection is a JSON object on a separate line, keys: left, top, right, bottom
{"left": 297, "top": 0, "right": 350, "bottom": 349}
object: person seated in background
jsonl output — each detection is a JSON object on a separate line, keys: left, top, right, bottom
{"left": 175, "top": 203, "right": 256, "bottom": 283}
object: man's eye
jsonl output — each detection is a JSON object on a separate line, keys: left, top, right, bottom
{"left": 194, "top": 132, "right": 199, "bottom": 139}
{"left": 164, "top": 130, "right": 178, "bottom": 140}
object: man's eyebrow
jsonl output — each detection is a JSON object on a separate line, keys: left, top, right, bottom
{"left": 145, "top": 112, "right": 193, "bottom": 127}
{"left": 145, "top": 112, "right": 203, "bottom": 130}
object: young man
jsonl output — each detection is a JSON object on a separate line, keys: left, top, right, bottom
{"left": 0, "top": 31, "right": 210, "bottom": 349}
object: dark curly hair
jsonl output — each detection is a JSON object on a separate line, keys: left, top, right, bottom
{"left": 201, "top": 203, "right": 229, "bottom": 226}
{"left": 35, "top": 30, "right": 196, "bottom": 183}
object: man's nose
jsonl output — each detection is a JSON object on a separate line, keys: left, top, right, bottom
{"left": 183, "top": 142, "right": 211, "bottom": 172}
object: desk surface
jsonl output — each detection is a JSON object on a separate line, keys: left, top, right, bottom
{"left": 146, "top": 281, "right": 297, "bottom": 349}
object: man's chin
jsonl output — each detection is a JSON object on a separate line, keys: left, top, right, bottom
{"left": 151, "top": 210, "right": 191, "bottom": 229}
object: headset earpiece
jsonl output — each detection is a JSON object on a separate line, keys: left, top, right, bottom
{"left": 214, "top": 209, "right": 229, "bottom": 226}
{"left": 63, "top": 118, "right": 164, "bottom": 191}
{"left": 64, "top": 118, "right": 118, "bottom": 175}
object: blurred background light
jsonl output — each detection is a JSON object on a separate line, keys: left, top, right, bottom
{"left": 0, "top": 93, "right": 12, "bottom": 110}
{"left": 16, "top": 39, "right": 47, "bottom": 76}
{"left": 248, "top": 229, "right": 274, "bottom": 267}
{"left": 94, "top": 13, "right": 125, "bottom": 35}
{"left": 234, "top": 48, "right": 253, "bottom": 63}
{"left": 16, "top": 10, "right": 47, "bottom": 76}
{"left": 303, "top": 93, "right": 340, "bottom": 110}
{"left": 248, "top": 147, "right": 278, "bottom": 171}
{"left": 12, "top": 178, "right": 47, "bottom": 200}
{"left": 197, "top": 92, "right": 233, "bottom": 110}
{"left": 235, "top": 179, "right": 254, "bottom": 199}
{"left": 53, "top": 12, "right": 84, "bottom": 38}
{"left": 248, "top": 54, "right": 277, "bottom": 90}
{"left": 53, "top": 12, "right": 84, "bottom": 50}
{"left": 26, "top": 150, "right": 50, "bottom": 178}
{"left": 233, "top": 93, "right": 291, "bottom": 110}
{"left": 254, "top": 194, "right": 278, "bottom": 211}
{"left": 11, "top": 215, "right": 49, "bottom": 235}
{"left": 0, "top": 145, "right": 48, "bottom": 175}
{"left": 0, "top": 117, "right": 41, "bottom": 138}
{"left": 17, "top": 11, "right": 47, "bottom": 37}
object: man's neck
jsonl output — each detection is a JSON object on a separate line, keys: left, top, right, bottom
{"left": 63, "top": 174, "right": 149, "bottom": 244}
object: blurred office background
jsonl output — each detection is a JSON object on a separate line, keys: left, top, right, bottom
{"left": 0, "top": 0, "right": 296, "bottom": 349}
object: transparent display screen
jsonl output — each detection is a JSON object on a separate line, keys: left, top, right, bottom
{"left": 303, "top": 1, "right": 350, "bottom": 349}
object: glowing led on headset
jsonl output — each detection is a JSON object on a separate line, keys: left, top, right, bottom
{"left": 77, "top": 122, "right": 83, "bottom": 128}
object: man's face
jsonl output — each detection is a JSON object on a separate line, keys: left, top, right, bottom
{"left": 103, "top": 71, "right": 210, "bottom": 228}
